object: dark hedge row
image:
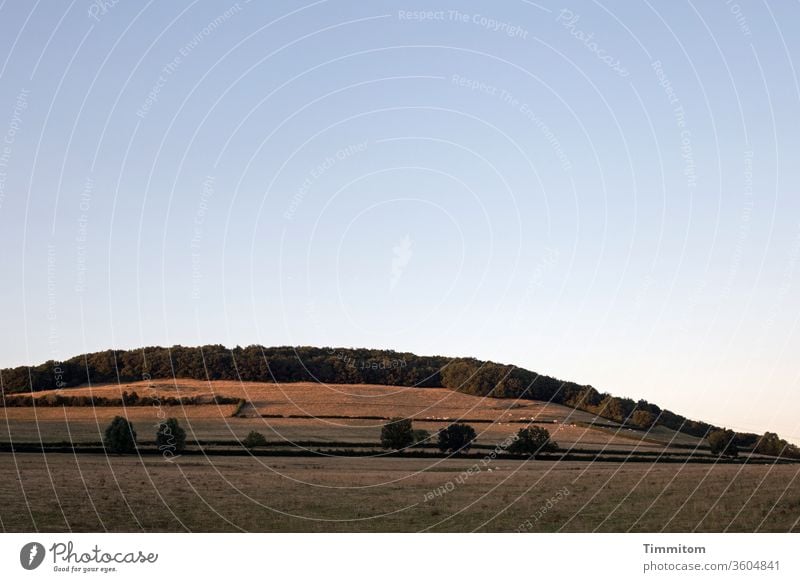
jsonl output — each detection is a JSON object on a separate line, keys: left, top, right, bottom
{"left": 1, "top": 392, "right": 240, "bottom": 407}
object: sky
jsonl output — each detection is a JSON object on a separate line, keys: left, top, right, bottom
{"left": 0, "top": 1, "right": 798, "bottom": 443}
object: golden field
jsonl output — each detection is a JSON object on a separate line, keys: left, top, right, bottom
{"left": 3, "top": 380, "right": 704, "bottom": 452}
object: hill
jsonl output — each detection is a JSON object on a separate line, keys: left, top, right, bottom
{"left": 1, "top": 344, "right": 797, "bottom": 458}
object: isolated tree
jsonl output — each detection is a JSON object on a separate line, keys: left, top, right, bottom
{"left": 242, "top": 431, "right": 267, "bottom": 449}
{"left": 104, "top": 416, "right": 137, "bottom": 454}
{"left": 380, "top": 418, "right": 414, "bottom": 450}
{"left": 156, "top": 417, "right": 187, "bottom": 453}
{"left": 437, "top": 423, "right": 477, "bottom": 453}
{"left": 708, "top": 429, "right": 739, "bottom": 457}
{"left": 631, "top": 410, "right": 657, "bottom": 430}
{"left": 508, "top": 426, "right": 557, "bottom": 455}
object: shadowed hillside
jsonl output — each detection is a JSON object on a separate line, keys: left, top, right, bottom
{"left": 1, "top": 344, "right": 797, "bottom": 458}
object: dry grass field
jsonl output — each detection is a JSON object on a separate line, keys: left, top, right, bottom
{"left": 3, "top": 380, "right": 706, "bottom": 453}
{"left": 1, "top": 453, "right": 797, "bottom": 532}
{"left": 29, "top": 379, "right": 613, "bottom": 423}
{"left": 1, "top": 407, "right": 693, "bottom": 452}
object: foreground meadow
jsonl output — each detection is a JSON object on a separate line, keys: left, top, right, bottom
{"left": 1, "top": 453, "right": 797, "bottom": 532}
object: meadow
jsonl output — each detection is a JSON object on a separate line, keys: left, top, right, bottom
{"left": 1, "top": 454, "right": 797, "bottom": 532}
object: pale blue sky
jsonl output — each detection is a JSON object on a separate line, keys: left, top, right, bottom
{"left": 0, "top": 1, "right": 798, "bottom": 442}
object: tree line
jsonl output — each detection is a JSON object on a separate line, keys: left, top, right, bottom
{"left": 380, "top": 418, "right": 557, "bottom": 455}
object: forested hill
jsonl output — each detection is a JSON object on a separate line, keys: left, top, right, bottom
{"left": 0, "top": 344, "right": 774, "bottom": 447}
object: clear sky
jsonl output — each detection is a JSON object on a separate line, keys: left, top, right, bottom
{"left": 0, "top": 1, "right": 798, "bottom": 442}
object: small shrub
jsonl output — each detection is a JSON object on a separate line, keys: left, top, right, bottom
{"left": 231, "top": 399, "right": 247, "bottom": 418}
{"left": 156, "top": 417, "right": 187, "bottom": 454}
{"left": 242, "top": 431, "right": 267, "bottom": 448}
